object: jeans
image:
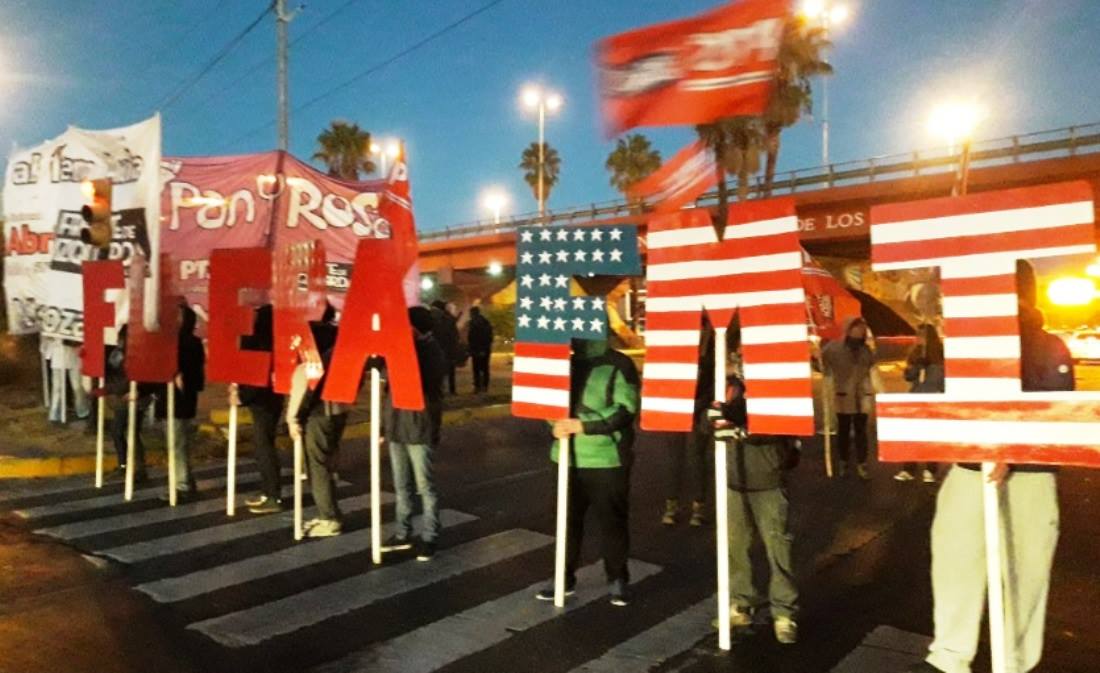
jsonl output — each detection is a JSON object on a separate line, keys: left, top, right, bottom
{"left": 566, "top": 467, "right": 631, "bottom": 585}
{"left": 728, "top": 488, "right": 798, "bottom": 619}
{"left": 389, "top": 442, "right": 440, "bottom": 542}
{"left": 111, "top": 400, "right": 147, "bottom": 471}
{"left": 49, "top": 366, "right": 89, "bottom": 422}
{"left": 471, "top": 352, "right": 491, "bottom": 392}
{"left": 168, "top": 418, "right": 196, "bottom": 493}
{"left": 836, "top": 413, "right": 869, "bottom": 465}
{"left": 665, "top": 430, "right": 707, "bottom": 504}
{"left": 304, "top": 412, "right": 348, "bottom": 521}
{"left": 249, "top": 402, "right": 283, "bottom": 500}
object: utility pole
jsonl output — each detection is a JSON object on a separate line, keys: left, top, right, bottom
{"left": 275, "top": 0, "right": 297, "bottom": 152}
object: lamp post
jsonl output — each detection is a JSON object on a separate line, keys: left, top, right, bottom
{"left": 482, "top": 188, "right": 509, "bottom": 225}
{"left": 801, "top": 0, "right": 850, "bottom": 166}
{"left": 521, "top": 85, "right": 562, "bottom": 218}
{"left": 928, "top": 101, "right": 984, "bottom": 196}
{"left": 370, "top": 139, "right": 402, "bottom": 177}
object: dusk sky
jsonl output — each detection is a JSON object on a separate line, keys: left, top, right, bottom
{"left": 2, "top": 0, "right": 1098, "bottom": 232}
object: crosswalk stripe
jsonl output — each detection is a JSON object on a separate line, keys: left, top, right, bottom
{"left": 188, "top": 529, "right": 555, "bottom": 648}
{"left": 136, "top": 509, "right": 478, "bottom": 603}
{"left": 566, "top": 596, "right": 714, "bottom": 673}
{"left": 313, "top": 559, "right": 663, "bottom": 673}
{"left": 0, "top": 461, "right": 255, "bottom": 504}
{"left": 98, "top": 492, "right": 394, "bottom": 563}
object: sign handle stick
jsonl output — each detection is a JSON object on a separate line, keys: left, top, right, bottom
{"left": 370, "top": 367, "right": 383, "bottom": 564}
{"left": 227, "top": 400, "right": 239, "bottom": 516}
{"left": 60, "top": 369, "right": 66, "bottom": 422}
{"left": 294, "top": 434, "right": 304, "bottom": 541}
{"left": 167, "top": 383, "right": 177, "bottom": 507}
{"left": 823, "top": 376, "right": 834, "bottom": 479}
{"left": 41, "top": 352, "right": 49, "bottom": 409}
{"left": 124, "top": 381, "right": 137, "bottom": 501}
{"left": 95, "top": 377, "right": 106, "bottom": 488}
{"left": 714, "top": 326, "right": 732, "bottom": 651}
{"left": 554, "top": 433, "right": 571, "bottom": 608}
{"left": 983, "top": 462, "right": 1009, "bottom": 673}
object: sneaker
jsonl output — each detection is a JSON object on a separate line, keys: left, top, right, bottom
{"left": 835, "top": 462, "right": 848, "bottom": 478}
{"left": 661, "top": 498, "right": 679, "bottom": 526}
{"left": 906, "top": 663, "right": 945, "bottom": 673}
{"left": 711, "top": 606, "right": 754, "bottom": 629}
{"left": 608, "top": 579, "right": 631, "bottom": 607}
{"left": 415, "top": 541, "right": 437, "bottom": 562}
{"left": 774, "top": 616, "right": 798, "bottom": 644}
{"left": 856, "top": 463, "right": 870, "bottom": 481}
{"left": 244, "top": 493, "right": 269, "bottom": 508}
{"left": 689, "top": 500, "right": 707, "bottom": 527}
{"left": 248, "top": 496, "right": 284, "bottom": 514}
{"left": 304, "top": 518, "right": 342, "bottom": 538}
{"left": 535, "top": 582, "right": 576, "bottom": 601}
{"left": 922, "top": 469, "right": 937, "bottom": 484}
{"left": 382, "top": 535, "right": 413, "bottom": 551}
{"left": 894, "top": 470, "right": 915, "bottom": 482}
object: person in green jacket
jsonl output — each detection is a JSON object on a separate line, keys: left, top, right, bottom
{"left": 535, "top": 338, "right": 641, "bottom": 607}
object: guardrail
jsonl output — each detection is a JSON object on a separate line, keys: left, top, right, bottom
{"left": 420, "top": 122, "right": 1100, "bottom": 242}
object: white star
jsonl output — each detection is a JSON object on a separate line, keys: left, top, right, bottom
{"left": 537, "top": 316, "right": 551, "bottom": 329}
{"left": 520, "top": 297, "right": 533, "bottom": 310}
{"left": 539, "top": 229, "right": 552, "bottom": 242}
{"left": 589, "top": 318, "right": 603, "bottom": 332}
{"left": 573, "top": 249, "right": 587, "bottom": 262}
{"left": 592, "top": 297, "right": 605, "bottom": 311}
{"left": 572, "top": 318, "right": 586, "bottom": 331}
{"left": 556, "top": 250, "right": 569, "bottom": 263}
{"left": 539, "top": 297, "right": 553, "bottom": 311}
{"left": 609, "top": 249, "right": 623, "bottom": 262}
{"left": 554, "top": 298, "right": 567, "bottom": 312}
{"left": 610, "top": 228, "right": 623, "bottom": 241}
{"left": 518, "top": 314, "right": 531, "bottom": 328}
{"left": 521, "top": 230, "right": 534, "bottom": 243}
{"left": 556, "top": 229, "right": 570, "bottom": 241}
{"left": 553, "top": 317, "right": 567, "bottom": 331}
{"left": 573, "top": 229, "right": 586, "bottom": 241}
{"left": 555, "top": 275, "right": 569, "bottom": 288}
{"left": 520, "top": 274, "right": 534, "bottom": 288}
{"left": 590, "top": 229, "right": 603, "bottom": 241}
{"left": 539, "top": 273, "right": 551, "bottom": 286}
{"left": 572, "top": 297, "right": 587, "bottom": 310}
{"left": 520, "top": 252, "right": 534, "bottom": 264}
{"left": 538, "top": 251, "right": 552, "bottom": 264}
{"left": 591, "top": 249, "right": 605, "bottom": 262}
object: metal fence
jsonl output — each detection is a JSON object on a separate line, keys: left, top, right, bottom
{"left": 420, "top": 122, "right": 1100, "bottom": 242}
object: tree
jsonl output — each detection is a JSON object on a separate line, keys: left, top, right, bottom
{"left": 312, "top": 120, "right": 376, "bottom": 180}
{"left": 762, "top": 19, "right": 833, "bottom": 195}
{"left": 695, "top": 116, "right": 765, "bottom": 227}
{"left": 519, "top": 142, "right": 561, "bottom": 207}
{"left": 604, "top": 133, "right": 662, "bottom": 201}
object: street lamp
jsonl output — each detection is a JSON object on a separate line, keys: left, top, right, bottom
{"left": 928, "top": 101, "right": 985, "bottom": 195}
{"left": 420, "top": 276, "right": 435, "bottom": 292}
{"left": 370, "top": 139, "right": 402, "bottom": 177}
{"left": 482, "top": 188, "right": 509, "bottom": 225}
{"left": 488, "top": 261, "right": 503, "bottom": 277}
{"left": 520, "top": 84, "right": 563, "bottom": 219}
{"left": 800, "top": 0, "right": 851, "bottom": 166}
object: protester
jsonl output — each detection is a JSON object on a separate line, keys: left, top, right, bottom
{"left": 154, "top": 305, "right": 205, "bottom": 503}
{"left": 383, "top": 306, "right": 447, "bottom": 560}
{"left": 894, "top": 324, "right": 943, "bottom": 484}
{"left": 466, "top": 306, "right": 494, "bottom": 393}
{"left": 44, "top": 336, "right": 90, "bottom": 424}
{"left": 821, "top": 317, "right": 877, "bottom": 480}
{"left": 910, "top": 260, "right": 1068, "bottom": 673}
{"left": 430, "top": 300, "right": 462, "bottom": 395}
{"left": 105, "top": 326, "right": 155, "bottom": 483}
{"left": 286, "top": 307, "right": 349, "bottom": 538}
{"left": 662, "top": 321, "right": 713, "bottom": 527}
{"left": 536, "top": 338, "right": 641, "bottom": 607}
{"left": 708, "top": 368, "right": 802, "bottom": 645}
{"left": 236, "top": 305, "right": 287, "bottom": 515}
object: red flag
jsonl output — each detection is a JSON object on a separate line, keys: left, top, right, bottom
{"left": 629, "top": 141, "right": 718, "bottom": 213}
{"left": 598, "top": 0, "right": 790, "bottom": 136}
{"left": 800, "top": 248, "right": 861, "bottom": 342}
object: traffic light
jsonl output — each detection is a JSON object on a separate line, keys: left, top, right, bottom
{"left": 79, "top": 178, "right": 113, "bottom": 249}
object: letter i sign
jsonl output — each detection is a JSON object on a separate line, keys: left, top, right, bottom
{"left": 871, "top": 181, "right": 1100, "bottom": 467}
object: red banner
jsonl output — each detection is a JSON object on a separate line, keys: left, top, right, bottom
{"left": 597, "top": 0, "right": 789, "bottom": 136}
{"left": 628, "top": 141, "right": 718, "bottom": 212}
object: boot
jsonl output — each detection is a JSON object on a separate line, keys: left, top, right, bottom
{"left": 689, "top": 500, "right": 707, "bottom": 527}
{"left": 661, "top": 498, "right": 679, "bottom": 526}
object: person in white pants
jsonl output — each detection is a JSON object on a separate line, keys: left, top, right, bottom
{"left": 45, "top": 337, "right": 89, "bottom": 423}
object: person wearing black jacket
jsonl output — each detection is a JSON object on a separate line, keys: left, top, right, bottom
{"left": 430, "top": 300, "right": 462, "bottom": 396}
{"left": 466, "top": 306, "right": 493, "bottom": 393}
{"left": 105, "top": 326, "right": 157, "bottom": 483}
{"left": 234, "top": 305, "right": 287, "bottom": 515}
{"left": 154, "top": 305, "right": 205, "bottom": 502}
{"left": 662, "top": 319, "right": 714, "bottom": 527}
{"left": 383, "top": 306, "right": 447, "bottom": 561}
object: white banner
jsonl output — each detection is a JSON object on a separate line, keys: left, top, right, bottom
{"left": 2, "top": 114, "right": 162, "bottom": 339}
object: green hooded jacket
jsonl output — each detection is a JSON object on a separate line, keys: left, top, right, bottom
{"left": 551, "top": 340, "right": 641, "bottom": 469}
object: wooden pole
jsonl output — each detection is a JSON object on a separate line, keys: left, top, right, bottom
{"left": 714, "top": 327, "right": 731, "bottom": 651}
{"left": 983, "top": 463, "right": 1008, "bottom": 673}
{"left": 124, "top": 381, "right": 137, "bottom": 501}
{"left": 167, "top": 383, "right": 177, "bottom": 507}
{"left": 227, "top": 397, "right": 238, "bottom": 516}
{"left": 95, "top": 377, "right": 106, "bottom": 488}
{"left": 553, "top": 434, "right": 571, "bottom": 607}
{"left": 293, "top": 434, "right": 304, "bottom": 541}
{"left": 370, "top": 367, "right": 383, "bottom": 564}
{"left": 823, "top": 375, "right": 835, "bottom": 479}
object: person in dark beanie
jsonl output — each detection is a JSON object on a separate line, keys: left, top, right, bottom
{"left": 821, "top": 316, "right": 877, "bottom": 480}
{"left": 383, "top": 305, "right": 448, "bottom": 560}
{"left": 467, "top": 306, "right": 494, "bottom": 393}
{"left": 430, "top": 300, "right": 462, "bottom": 395}
{"left": 234, "top": 305, "right": 287, "bottom": 515}
{"left": 155, "top": 305, "right": 205, "bottom": 502}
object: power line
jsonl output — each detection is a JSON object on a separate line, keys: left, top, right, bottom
{"left": 157, "top": 4, "right": 273, "bottom": 111}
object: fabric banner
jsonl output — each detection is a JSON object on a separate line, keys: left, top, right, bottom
{"left": 628, "top": 141, "right": 718, "bottom": 212}
{"left": 801, "top": 249, "right": 862, "bottom": 342}
{"left": 3, "top": 115, "right": 162, "bottom": 338}
{"left": 597, "top": 0, "right": 789, "bottom": 136}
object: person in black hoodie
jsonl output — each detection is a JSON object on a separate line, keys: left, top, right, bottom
{"left": 466, "top": 306, "right": 494, "bottom": 393}
{"left": 430, "top": 300, "right": 462, "bottom": 396}
{"left": 155, "top": 305, "right": 205, "bottom": 502}
{"left": 105, "top": 326, "right": 157, "bottom": 483}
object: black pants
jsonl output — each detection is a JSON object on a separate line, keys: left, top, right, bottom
{"left": 566, "top": 466, "right": 631, "bottom": 585}
{"left": 250, "top": 401, "right": 283, "bottom": 499}
{"left": 471, "top": 352, "right": 490, "bottom": 392}
{"left": 111, "top": 400, "right": 147, "bottom": 469}
{"left": 304, "top": 412, "right": 348, "bottom": 521}
{"left": 446, "top": 364, "right": 456, "bottom": 395}
{"left": 836, "top": 413, "right": 869, "bottom": 465}
{"left": 665, "top": 431, "right": 707, "bottom": 504}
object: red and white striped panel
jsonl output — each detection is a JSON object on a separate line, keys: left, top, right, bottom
{"left": 511, "top": 342, "right": 572, "bottom": 420}
{"left": 871, "top": 180, "right": 1100, "bottom": 465}
{"left": 641, "top": 199, "right": 814, "bottom": 434}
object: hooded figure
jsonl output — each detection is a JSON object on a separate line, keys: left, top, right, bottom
{"left": 821, "top": 316, "right": 876, "bottom": 478}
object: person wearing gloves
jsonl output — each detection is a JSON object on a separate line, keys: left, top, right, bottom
{"left": 709, "top": 374, "right": 802, "bottom": 645}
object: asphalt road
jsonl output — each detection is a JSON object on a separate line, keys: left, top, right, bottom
{"left": 0, "top": 413, "right": 1098, "bottom": 673}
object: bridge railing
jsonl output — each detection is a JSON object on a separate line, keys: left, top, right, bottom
{"left": 420, "top": 122, "right": 1100, "bottom": 242}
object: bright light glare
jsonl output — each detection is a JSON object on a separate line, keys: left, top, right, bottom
{"left": 545, "top": 92, "right": 563, "bottom": 112}
{"left": 80, "top": 179, "right": 96, "bottom": 200}
{"left": 420, "top": 276, "right": 435, "bottom": 292}
{"left": 482, "top": 188, "right": 508, "bottom": 212}
{"left": 829, "top": 5, "right": 850, "bottom": 24}
{"left": 928, "top": 101, "right": 986, "bottom": 145}
{"left": 1087, "top": 262, "right": 1100, "bottom": 277}
{"left": 369, "top": 142, "right": 381, "bottom": 154}
{"left": 521, "top": 86, "right": 541, "bottom": 109}
{"left": 488, "top": 261, "right": 503, "bottom": 276}
{"left": 386, "top": 141, "right": 401, "bottom": 158}
{"left": 801, "top": 0, "right": 825, "bottom": 18}
{"left": 1047, "top": 277, "right": 1097, "bottom": 306}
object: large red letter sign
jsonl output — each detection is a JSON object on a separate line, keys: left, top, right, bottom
{"left": 871, "top": 181, "right": 1100, "bottom": 466}
{"left": 272, "top": 241, "right": 327, "bottom": 394}
{"left": 323, "top": 239, "right": 423, "bottom": 408}
{"left": 81, "top": 260, "right": 125, "bottom": 378}
{"left": 125, "top": 253, "right": 180, "bottom": 383}
{"left": 207, "top": 248, "right": 272, "bottom": 387}
{"left": 641, "top": 199, "right": 814, "bottom": 435}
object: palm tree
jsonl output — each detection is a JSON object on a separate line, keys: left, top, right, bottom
{"left": 519, "top": 142, "right": 561, "bottom": 207}
{"left": 762, "top": 19, "right": 833, "bottom": 195}
{"left": 312, "top": 120, "right": 376, "bottom": 180}
{"left": 604, "top": 133, "right": 662, "bottom": 202}
{"left": 696, "top": 117, "right": 765, "bottom": 227}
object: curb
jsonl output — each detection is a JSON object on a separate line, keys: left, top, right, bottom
{"left": 0, "top": 403, "right": 513, "bottom": 480}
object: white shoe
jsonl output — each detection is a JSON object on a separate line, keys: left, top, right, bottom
{"left": 893, "top": 470, "right": 914, "bottom": 482}
{"left": 922, "top": 469, "right": 937, "bottom": 484}
{"left": 305, "top": 518, "right": 342, "bottom": 538}
{"left": 774, "top": 616, "right": 798, "bottom": 644}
